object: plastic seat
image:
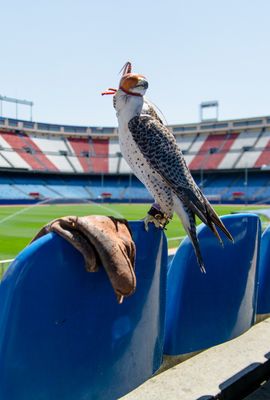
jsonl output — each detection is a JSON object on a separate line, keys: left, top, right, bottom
{"left": 257, "top": 225, "right": 270, "bottom": 315}
{"left": 0, "top": 222, "right": 167, "bottom": 400}
{"left": 164, "top": 213, "right": 261, "bottom": 355}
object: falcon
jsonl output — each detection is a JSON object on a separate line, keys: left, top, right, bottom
{"left": 102, "top": 62, "right": 233, "bottom": 272}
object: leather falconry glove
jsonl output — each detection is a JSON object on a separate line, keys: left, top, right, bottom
{"left": 30, "top": 215, "right": 136, "bottom": 304}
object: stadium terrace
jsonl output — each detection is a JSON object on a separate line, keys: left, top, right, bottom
{"left": 0, "top": 114, "right": 270, "bottom": 205}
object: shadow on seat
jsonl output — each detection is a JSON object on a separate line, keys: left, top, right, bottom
{"left": 164, "top": 213, "right": 261, "bottom": 356}
{"left": 0, "top": 221, "right": 167, "bottom": 400}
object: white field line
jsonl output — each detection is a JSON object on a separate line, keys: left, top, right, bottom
{"left": 0, "top": 199, "right": 124, "bottom": 226}
{"left": 0, "top": 199, "right": 51, "bottom": 225}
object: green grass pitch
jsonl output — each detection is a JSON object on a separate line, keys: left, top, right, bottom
{"left": 0, "top": 203, "right": 268, "bottom": 261}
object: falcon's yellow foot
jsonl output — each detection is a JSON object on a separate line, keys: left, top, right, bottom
{"left": 143, "top": 206, "right": 171, "bottom": 231}
{"left": 144, "top": 214, "right": 164, "bottom": 231}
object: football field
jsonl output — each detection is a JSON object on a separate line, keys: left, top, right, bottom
{"left": 0, "top": 203, "right": 269, "bottom": 261}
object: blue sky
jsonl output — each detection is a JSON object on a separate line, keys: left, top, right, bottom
{"left": 0, "top": 0, "right": 269, "bottom": 126}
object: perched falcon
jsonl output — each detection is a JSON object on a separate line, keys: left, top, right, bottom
{"left": 102, "top": 62, "right": 233, "bottom": 272}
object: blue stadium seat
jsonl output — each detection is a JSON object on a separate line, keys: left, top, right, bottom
{"left": 257, "top": 225, "right": 270, "bottom": 315}
{"left": 0, "top": 184, "right": 29, "bottom": 199}
{"left": 46, "top": 184, "right": 90, "bottom": 198}
{"left": 14, "top": 184, "right": 59, "bottom": 198}
{"left": 164, "top": 213, "right": 261, "bottom": 355}
{"left": 0, "top": 222, "right": 167, "bottom": 400}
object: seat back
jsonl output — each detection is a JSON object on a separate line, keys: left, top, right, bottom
{"left": 164, "top": 214, "right": 261, "bottom": 355}
{"left": 0, "top": 222, "right": 167, "bottom": 400}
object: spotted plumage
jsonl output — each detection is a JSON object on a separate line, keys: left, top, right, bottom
{"left": 118, "top": 111, "right": 174, "bottom": 217}
{"left": 128, "top": 115, "right": 203, "bottom": 202}
{"left": 128, "top": 114, "right": 233, "bottom": 271}
{"left": 103, "top": 62, "right": 233, "bottom": 272}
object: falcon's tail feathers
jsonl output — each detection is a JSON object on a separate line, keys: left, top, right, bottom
{"left": 188, "top": 225, "right": 206, "bottom": 274}
{"left": 208, "top": 222, "right": 224, "bottom": 247}
{"left": 184, "top": 188, "right": 234, "bottom": 245}
{"left": 205, "top": 204, "right": 234, "bottom": 244}
{"left": 174, "top": 199, "right": 206, "bottom": 273}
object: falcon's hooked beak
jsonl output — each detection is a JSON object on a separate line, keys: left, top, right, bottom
{"left": 102, "top": 61, "right": 148, "bottom": 97}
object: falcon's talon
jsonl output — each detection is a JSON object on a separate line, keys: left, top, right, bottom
{"left": 143, "top": 210, "right": 170, "bottom": 231}
{"left": 147, "top": 205, "right": 170, "bottom": 230}
{"left": 143, "top": 216, "right": 150, "bottom": 231}
{"left": 143, "top": 214, "right": 162, "bottom": 231}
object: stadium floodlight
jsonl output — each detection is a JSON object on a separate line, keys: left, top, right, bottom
{"left": 0, "top": 95, "right": 34, "bottom": 121}
{"left": 200, "top": 101, "right": 219, "bottom": 122}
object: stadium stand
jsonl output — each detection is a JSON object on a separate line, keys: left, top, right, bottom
{"left": 0, "top": 184, "right": 27, "bottom": 199}
{"left": 2, "top": 131, "right": 54, "bottom": 171}
{"left": 30, "top": 135, "right": 74, "bottom": 172}
{"left": 1, "top": 170, "right": 269, "bottom": 204}
{"left": 0, "top": 115, "right": 270, "bottom": 204}
{"left": 0, "top": 172, "right": 153, "bottom": 202}
{"left": 189, "top": 132, "right": 239, "bottom": 170}
{"left": 0, "top": 133, "right": 30, "bottom": 169}
{"left": 67, "top": 137, "right": 92, "bottom": 172}
{"left": 254, "top": 129, "right": 270, "bottom": 167}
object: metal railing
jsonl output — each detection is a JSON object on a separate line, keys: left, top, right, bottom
{"left": 0, "top": 258, "right": 14, "bottom": 279}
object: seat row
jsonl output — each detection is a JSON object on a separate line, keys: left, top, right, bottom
{"left": 0, "top": 213, "right": 268, "bottom": 399}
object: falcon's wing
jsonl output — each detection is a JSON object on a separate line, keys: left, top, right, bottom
{"left": 128, "top": 115, "right": 233, "bottom": 242}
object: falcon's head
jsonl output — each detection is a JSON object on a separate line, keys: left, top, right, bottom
{"left": 102, "top": 62, "right": 149, "bottom": 98}
{"left": 119, "top": 71, "right": 148, "bottom": 97}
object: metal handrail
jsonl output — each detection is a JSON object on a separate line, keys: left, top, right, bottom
{"left": 0, "top": 258, "right": 14, "bottom": 279}
{"left": 0, "top": 259, "right": 14, "bottom": 265}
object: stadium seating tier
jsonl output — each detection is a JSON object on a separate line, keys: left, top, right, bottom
{"left": 0, "top": 116, "right": 270, "bottom": 203}
{"left": 0, "top": 116, "right": 270, "bottom": 174}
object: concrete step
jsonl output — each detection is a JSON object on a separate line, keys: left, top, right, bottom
{"left": 121, "top": 318, "right": 270, "bottom": 400}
